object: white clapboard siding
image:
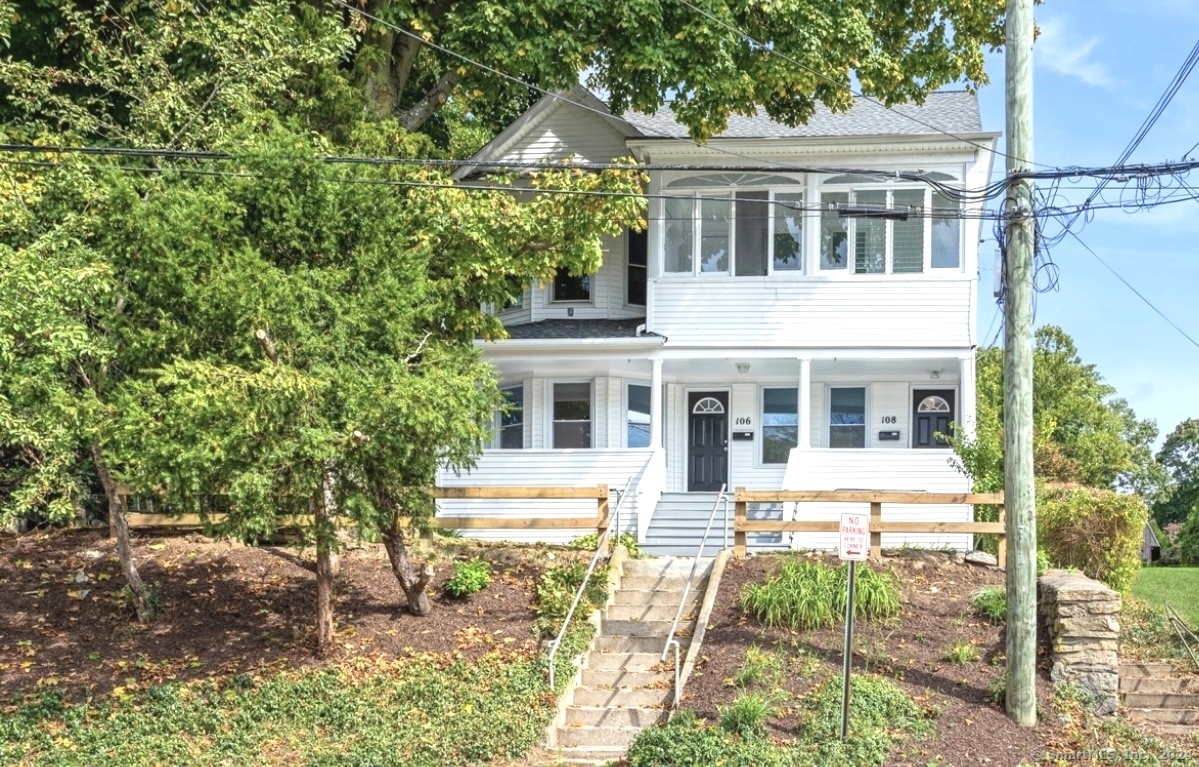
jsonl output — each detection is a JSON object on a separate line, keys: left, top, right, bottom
{"left": 779, "top": 448, "right": 972, "bottom": 550}
{"left": 505, "top": 235, "right": 643, "bottom": 326}
{"left": 496, "top": 100, "right": 631, "bottom": 166}
{"left": 436, "top": 450, "right": 656, "bottom": 543}
{"left": 650, "top": 278, "right": 973, "bottom": 347}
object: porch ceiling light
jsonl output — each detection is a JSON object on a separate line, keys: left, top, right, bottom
{"left": 736, "top": 362, "right": 751, "bottom": 374}
{"left": 928, "top": 368, "right": 942, "bottom": 379}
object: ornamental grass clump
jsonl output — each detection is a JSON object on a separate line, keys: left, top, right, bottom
{"left": 740, "top": 559, "right": 900, "bottom": 631}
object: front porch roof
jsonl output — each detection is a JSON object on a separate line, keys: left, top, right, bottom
{"left": 504, "top": 318, "right": 651, "bottom": 340}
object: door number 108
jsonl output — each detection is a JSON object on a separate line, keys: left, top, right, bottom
{"left": 881, "top": 416, "right": 897, "bottom": 424}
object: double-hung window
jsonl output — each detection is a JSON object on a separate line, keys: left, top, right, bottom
{"left": 553, "top": 268, "right": 591, "bottom": 302}
{"left": 626, "top": 384, "right": 651, "bottom": 448}
{"left": 819, "top": 173, "right": 962, "bottom": 274}
{"left": 761, "top": 388, "right": 799, "bottom": 464}
{"left": 662, "top": 174, "right": 805, "bottom": 277}
{"left": 495, "top": 386, "right": 523, "bottom": 449}
{"left": 553, "top": 382, "right": 592, "bottom": 448}
{"left": 627, "top": 229, "right": 647, "bottom": 306}
{"left": 829, "top": 387, "right": 866, "bottom": 449}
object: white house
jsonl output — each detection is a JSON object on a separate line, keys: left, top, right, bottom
{"left": 436, "top": 86, "right": 998, "bottom": 555}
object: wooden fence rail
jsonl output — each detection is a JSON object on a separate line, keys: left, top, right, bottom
{"left": 733, "top": 488, "right": 1006, "bottom": 567}
{"left": 122, "top": 485, "right": 612, "bottom": 537}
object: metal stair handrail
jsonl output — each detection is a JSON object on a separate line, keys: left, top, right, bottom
{"left": 661, "top": 485, "right": 729, "bottom": 708}
{"left": 547, "top": 477, "right": 634, "bottom": 690}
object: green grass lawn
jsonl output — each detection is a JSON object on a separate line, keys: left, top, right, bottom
{"left": 1132, "top": 567, "right": 1199, "bottom": 627}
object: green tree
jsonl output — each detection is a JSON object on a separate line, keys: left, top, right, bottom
{"left": 952, "top": 326, "right": 1159, "bottom": 497}
{"left": 1153, "top": 419, "right": 1199, "bottom": 526}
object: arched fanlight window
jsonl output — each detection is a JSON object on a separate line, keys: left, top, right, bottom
{"left": 665, "top": 172, "right": 800, "bottom": 189}
{"left": 823, "top": 170, "right": 959, "bottom": 185}
{"left": 692, "top": 397, "right": 726, "bottom": 414}
{"left": 917, "top": 396, "right": 952, "bottom": 413}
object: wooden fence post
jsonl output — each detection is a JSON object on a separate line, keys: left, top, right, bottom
{"left": 596, "top": 484, "right": 610, "bottom": 538}
{"left": 997, "top": 504, "right": 1008, "bottom": 570}
{"left": 734, "top": 487, "right": 748, "bottom": 558}
{"left": 869, "top": 501, "right": 882, "bottom": 561}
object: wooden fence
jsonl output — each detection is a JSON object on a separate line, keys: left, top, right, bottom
{"left": 733, "top": 488, "right": 1006, "bottom": 567}
{"left": 122, "top": 485, "right": 613, "bottom": 537}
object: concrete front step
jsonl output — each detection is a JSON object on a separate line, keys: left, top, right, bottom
{"left": 594, "top": 634, "right": 687, "bottom": 653}
{"left": 600, "top": 618, "right": 678, "bottom": 637}
{"left": 639, "top": 543, "right": 728, "bottom": 557}
{"left": 1120, "top": 662, "right": 1182, "bottom": 677}
{"left": 553, "top": 745, "right": 629, "bottom": 766}
{"left": 1127, "top": 708, "right": 1199, "bottom": 725}
{"left": 610, "top": 589, "right": 701, "bottom": 609}
{"left": 1124, "top": 692, "right": 1199, "bottom": 708}
{"left": 581, "top": 668, "right": 673, "bottom": 689}
{"left": 566, "top": 706, "right": 668, "bottom": 728}
{"left": 621, "top": 557, "right": 713, "bottom": 578}
{"left": 585, "top": 652, "right": 669, "bottom": 672}
{"left": 604, "top": 603, "right": 697, "bottom": 622}
{"left": 1121, "top": 676, "right": 1199, "bottom": 694}
{"left": 616, "top": 575, "right": 690, "bottom": 592}
{"left": 557, "top": 724, "right": 643, "bottom": 749}
{"left": 570, "top": 686, "right": 674, "bottom": 708}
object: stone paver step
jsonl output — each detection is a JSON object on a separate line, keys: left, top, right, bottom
{"left": 1119, "top": 662, "right": 1184, "bottom": 678}
{"left": 1127, "top": 708, "right": 1199, "bottom": 725}
{"left": 1120, "top": 676, "right": 1199, "bottom": 694}
{"left": 1123, "top": 692, "right": 1199, "bottom": 708}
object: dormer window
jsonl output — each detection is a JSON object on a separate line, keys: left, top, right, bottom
{"left": 662, "top": 173, "right": 804, "bottom": 277}
{"left": 552, "top": 268, "right": 591, "bottom": 302}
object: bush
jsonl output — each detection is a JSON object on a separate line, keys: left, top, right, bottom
{"left": 534, "top": 561, "right": 609, "bottom": 637}
{"left": 740, "top": 559, "right": 900, "bottom": 631}
{"left": 1178, "top": 501, "right": 1199, "bottom": 566}
{"left": 970, "top": 585, "right": 1006, "bottom": 623}
{"left": 1038, "top": 484, "right": 1147, "bottom": 592}
{"left": 443, "top": 558, "right": 491, "bottom": 598}
{"left": 569, "top": 531, "right": 641, "bottom": 558}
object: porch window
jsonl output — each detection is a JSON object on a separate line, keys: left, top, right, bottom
{"left": 627, "top": 384, "right": 651, "bottom": 448}
{"left": 553, "top": 382, "right": 592, "bottom": 448}
{"left": 819, "top": 174, "right": 962, "bottom": 274}
{"left": 627, "top": 229, "right": 647, "bottom": 306}
{"left": 495, "top": 386, "right": 523, "bottom": 449}
{"left": 662, "top": 173, "right": 805, "bottom": 277}
{"left": 762, "top": 388, "right": 798, "bottom": 464}
{"left": 829, "top": 387, "right": 866, "bottom": 449}
{"left": 552, "top": 268, "right": 590, "bottom": 302}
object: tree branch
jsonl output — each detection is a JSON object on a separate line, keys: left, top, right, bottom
{"left": 397, "top": 68, "right": 461, "bottom": 132}
{"left": 406, "top": 331, "right": 432, "bottom": 364}
{"left": 255, "top": 329, "right": 279, "bottom": 364}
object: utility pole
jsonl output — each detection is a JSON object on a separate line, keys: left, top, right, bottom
{"left": 1003, "top": 0, "right": 1037, "bottom": 727}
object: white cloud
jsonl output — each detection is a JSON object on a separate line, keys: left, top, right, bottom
{"left": 1035, "top": 17, "right": 1115, "bottom": 89}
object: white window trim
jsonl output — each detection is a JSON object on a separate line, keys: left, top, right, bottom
{"left": 817, "top": 182, "right": 965, "bottom": 277}
{"left": 827, "top": 384, "right": 869, "bottom": 449}
{"left": 758, "top": 385, "right": 800, "bottom": 467}
{"left": 549, "top": 379, "right": 594, "bottom": 449}
{"left": 624, "top": 380, "right": 653, "bottom": 449}
{"left": 660, "top": 184, "right": 809, "bottom": 279}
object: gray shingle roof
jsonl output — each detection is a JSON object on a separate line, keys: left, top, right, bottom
{"left": 623, "top": 91, "right": 982, "bottom": 140}
{"left": 503, "top": 319, "right": 649, "bottom": 340}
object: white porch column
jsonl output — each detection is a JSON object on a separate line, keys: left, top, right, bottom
{"left": 650, "top": 358, "right": 664, "bottom": 450}
{"left": 798, "top": 357, "right": 812, "bottom": 449}
{"left": 959, "top": 354, "right": 977, "bottom": 440}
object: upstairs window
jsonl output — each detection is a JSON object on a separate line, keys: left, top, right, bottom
{"left": 662, "top": 173, "right": 804, "bottom": 277}
{"left": 553, "top": 268, "right": 591, "bottom": 302}
{"left": 819, "top": 174, "right": 962, "bottom": 274}
{"left": 627, "top": 229, "right": 647, "bottom": 306}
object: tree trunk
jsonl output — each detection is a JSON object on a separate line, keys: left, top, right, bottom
{"left": 380, "top": 524, "right": 433, "bottom": 616}
{"left": 91, "top": 443, "right": 153, "bottom": 622}
{"left": 314, "top": 479, "right": 339, "bottom": 656}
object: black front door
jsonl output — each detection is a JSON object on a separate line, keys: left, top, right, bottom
{"left": 912, "top": 389, "right": 955, "bottom": 448}
{"left": 688, "top": 391, "right": 728, "bottom": 491}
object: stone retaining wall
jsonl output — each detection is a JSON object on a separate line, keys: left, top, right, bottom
{"left": 1038, "top": 569, "right": 1121, "bottom": 715}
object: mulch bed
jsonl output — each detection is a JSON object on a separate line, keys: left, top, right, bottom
{"left": 681, "top": 550, "right": 1053, "bottom": 767}
{"left": 0, "top": 529, "right": 560, "bottom": 704}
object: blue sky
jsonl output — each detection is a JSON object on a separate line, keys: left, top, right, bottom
{"left": 973, "top": 1, "right": 1199, "bottom": 445}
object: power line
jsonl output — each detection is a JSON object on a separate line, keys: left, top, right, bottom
{"left": 1066, "top": 230, "right": 1199, "bottom": 352}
